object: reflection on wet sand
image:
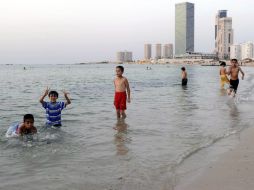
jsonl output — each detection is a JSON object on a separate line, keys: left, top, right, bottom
{"left": 114, "top": 119, "right": 129, "bottom": 156}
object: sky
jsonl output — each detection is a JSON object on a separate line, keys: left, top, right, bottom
{"left": 0, "top": 0, "right": 253, "bottom": 64}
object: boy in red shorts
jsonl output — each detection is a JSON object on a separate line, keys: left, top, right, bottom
{"left": 114, "top": 66, "right": 131, "bottom": 119}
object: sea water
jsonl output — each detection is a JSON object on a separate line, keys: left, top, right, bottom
{"left": 0, "top": 64, "right": 254, "bottom": 190}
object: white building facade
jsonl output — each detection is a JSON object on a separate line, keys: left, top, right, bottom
{"left": 230, "top": 42, "right": 254, "bottom": 60}
{"left": 230, "top": 44, "right": 241, "bottom": 60}
{"left": 241, "top": 42, "right": 253, "bottom": 60}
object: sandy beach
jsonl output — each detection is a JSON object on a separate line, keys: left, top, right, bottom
{"left": 175, "top": 126, "right": 254, "bottom": 190}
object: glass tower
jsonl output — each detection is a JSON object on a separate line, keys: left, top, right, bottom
{"left": 175, "top": 2, "right": 194, "bottom": 55}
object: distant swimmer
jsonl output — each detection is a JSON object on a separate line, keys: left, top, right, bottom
{"left": 6, "top": 114, "right": 37, "bottom": 138}
{"left": 181, "top": 67, "right": 188, "bottom": 86}
{"left": 114, "top": 66, "right": 131, "bottom": 119}
{"left": 219, "top": 61, "right": 229, "bottom": 89}
{"left": 227, "top": 59, "right": 245, "bottom": 97}
{"left": 40, "top": 88, "right": 71, "bottom": 127}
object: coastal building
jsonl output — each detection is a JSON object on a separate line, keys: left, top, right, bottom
{"left": 230, "top": 42, "right": 253, "bottom": 60}
{"left": 116, "top": 51, "right": 133, "bottom": 63}
{"left": 163, "top": 44, "right": 173, "bottom": 58}
{"left": 215, "top": 10, "right": 234, "bottom": 59}
{"left": 144, "top": 44, "right": 152, "bottom": 60}
{"left": 155, "top": 44, "right": 162, "bottom": 59}
{"left": 175, "top": 2, "right": 194, "bottom": 55}
{"left": 116, "top": 52, "right": 125, "bottom": 63}
{"left": 230, "top": 44, "right": 241, "bottom": 60}
{"left": 241, "top": 42, "right": 253, "bottom": 60}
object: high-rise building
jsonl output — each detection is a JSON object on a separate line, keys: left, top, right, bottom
{"left": 116, "top": 51, "right": 133, "bottom": 62}
{"left": 163, "top": 44, "right": 174, "bottom": 58}
{"left": 124, "top": 51, "right": 133, "bottom": 62}
{"left": 155, "top": 44, "right": 162, "bottom": 59}
{"left": 144, "top": 44, "right": 152, "bottom": 60}
{"left": 116, "top": 52, "right": 125, "bottom": 63}
{"left": 215, "top": 10, "right": 234, "bottom": 59}
{"left": 175, "top": 2, "right": 194, "bottom": 55}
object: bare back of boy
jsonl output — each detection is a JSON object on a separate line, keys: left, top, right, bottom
{"left": 220, "top": 67, "right": 227, "bottom": 75}
{"left": 182, "top": 71, "right": 187, "bottom": 79}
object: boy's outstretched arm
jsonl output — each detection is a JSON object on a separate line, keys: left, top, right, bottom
{"left": 63, "top": 91, "right": 71, "bottom": 107}
{"left": 240, "top": 67, "right": 245, "bottom": 80}
{"left": 40, "top": 87, "right": 49, "bottom": 104}
{"left": 125, "top": 79, "right": 131, "bottom": 103}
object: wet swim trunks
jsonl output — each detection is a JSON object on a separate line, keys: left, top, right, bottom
{"left": 114, "top": 91, "right": 127, "bottom": 110}
{"left": 182, "top": 78, "right": 188, "bottom": 86}
{"left": 220, "top": 75, "right": 229, "bottom": 88}
{"left": 230, "top": 79, "right": 239, "bottom": 92}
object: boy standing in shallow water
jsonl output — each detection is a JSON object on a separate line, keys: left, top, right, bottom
{"left": 227, "top": 59, "right": 245, "bottom": 97}
{"left": 114, "top": 66, "right": 131, "bottom": 119}
{"left": 181, "top": 67, "right": 188, "bottom": 86}
{"left": 40, "top": 87, "right": 71, "bottom": 127}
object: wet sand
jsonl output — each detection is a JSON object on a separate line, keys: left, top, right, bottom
{"left": 175, "top": 126, "right": 254, "bottom": 190}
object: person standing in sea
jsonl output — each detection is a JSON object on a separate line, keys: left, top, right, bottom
{"left": 181, "top": 67, "right": 188, "bottom": 86}
{"left": 227, "top": 59, "right": 245, "bottom": 97}
{"left": 113, "top": 66, "right": 131, "bottom": 119}
{"left": 219, "top": 61, "right": 230, "bottom": 89}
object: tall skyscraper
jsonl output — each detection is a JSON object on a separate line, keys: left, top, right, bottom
{"left": 215, "top": 10, "right": 233, "bottom": 59}
{"left": 175, "top": 2, "right": 194, "bottom": 55}
{"left": 144, "top": 44, "right": 152, "bottom": 60}
{"left": 163, "top": 44, "right": 174, "bottom": 58}
{"left": 155, "top": 44, "right": 162, "bottom": 59}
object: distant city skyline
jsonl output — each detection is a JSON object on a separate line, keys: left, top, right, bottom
{"left": 0, "top": 0, "right": 254, "bottom": 64}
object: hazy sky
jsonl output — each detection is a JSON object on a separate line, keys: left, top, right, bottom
{"left": 0, "top": 0, "right": 253, "bottom": 64}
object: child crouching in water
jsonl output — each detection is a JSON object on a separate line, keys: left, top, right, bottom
{"left": 114, "top": 66, "right": 131, "bottom": 119}
{"left": 6, "top": 114, "right": 37, "bottom": 137}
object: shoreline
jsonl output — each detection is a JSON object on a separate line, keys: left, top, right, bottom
{"left": 114, "top": 59, "right": 254, "bottom": 66}
{"left": 174, "top": 126, "right": 254, "bottom": 190}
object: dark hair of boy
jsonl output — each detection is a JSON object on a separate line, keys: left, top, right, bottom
{"left": 231, "top": 58, "right": 238, "bottom": 62}
{"left": 181, "top": 67, "right": 185, "bottom": 71}
{"left": 23, "top": 114, "right": 34, "bottom": 122}
{"left": 116, "top": 65, "right": 124, "bottom": 72}
{"left": 48, "top": 91, "right": 59, "bottom": 97}
{"left": 220, "top": 61, "right": 226, "bottom": 66}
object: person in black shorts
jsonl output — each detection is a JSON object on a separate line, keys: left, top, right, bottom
{"left": 227, "top": 59, "right": 245, "bottom": 96}
{"left": 181, "top": 67, "right": 188, "bottom": 86}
